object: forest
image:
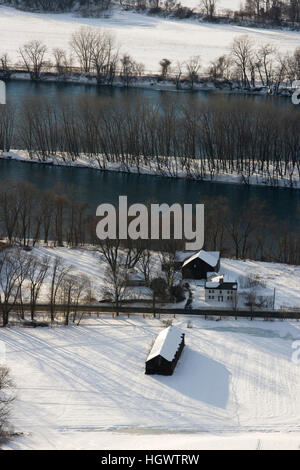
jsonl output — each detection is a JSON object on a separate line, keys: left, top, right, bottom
{"left": 2, "top": 0, "right": 300, "bottom": 27}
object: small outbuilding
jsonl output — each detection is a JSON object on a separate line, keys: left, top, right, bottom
{"left": 145, "top": 326, "right": 185, "bottom": 376}
{"left": 182, "top": 250, "right": 220, "bottom": 280}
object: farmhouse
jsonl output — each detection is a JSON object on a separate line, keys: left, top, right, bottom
{"left": 182, "top": 250, "right": 220, "bottom": 280}
{"left": 145, "top": 326, "right": 185, "bottom": 375}
{"left": 205, "top": 275, "right": 238, "bottom": 303}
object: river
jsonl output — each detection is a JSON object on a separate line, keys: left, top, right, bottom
{"left": 1, "top": 80, "right": 299, "bottom": 232}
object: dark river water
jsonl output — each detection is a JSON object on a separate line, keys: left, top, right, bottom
{"left": 5, "top": 79, "right": 293, "bottom": 107}
{"left": 0, "top": 159, "right": 299, "bottom": 231}
{"left": 1, "top": 80, "right": 299, "bottom": 232}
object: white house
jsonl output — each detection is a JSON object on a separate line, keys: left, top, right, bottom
{"left": 205, "top": 275, "right": 238, "bottom": 304}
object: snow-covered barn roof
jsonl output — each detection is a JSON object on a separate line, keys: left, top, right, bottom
{"left": 175, "top": 250, "right": 198, "bottom": 262}
{"left": 146, "top": 326, "right": 184, "bottom": 362}
{"left": 182, "top": 250, "right": 220, "bottom": 268}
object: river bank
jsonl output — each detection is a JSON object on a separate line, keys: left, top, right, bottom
{"left": 4, "top": 71, "right": 296, "bottom": 99}
{"left": 1, "top": 150, "right": 299, "bottom": 189}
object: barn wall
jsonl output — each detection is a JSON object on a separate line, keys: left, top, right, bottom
{"left": 145, "top": 335, "right": 185, "bottom": 376}
{"left": 182, "top": 257, "right": 220, "bottom": 279}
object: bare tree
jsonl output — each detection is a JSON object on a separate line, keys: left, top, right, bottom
{"left": 27, "top": 255, "right": 50, "bottom": 321}
{"left": 159, "top": 248, "right": 178, "bottom": 292}
{"left": 208, "top": 54, "right": 233, "bottom": 81}
{"left": 90, "top": 30, "right": 118, "bottom": 84}
{"left": 150, "top": 277, "right": 168, "bottom": 316}
{"left": 71, "top": 275, "right": 91, "bottom": 324}
{"left": 159, "top": 58, "right": 172, "bottom": 79}
{"left": 102, "top": 263, "right": 129, "bottom": 316}
{"left": 172, "top": 61, "right": 183, "bottom": 89}
{"left": 137, "top": 249, "right": 153, "bottom": 286}
{"left": 200, "top": 0, "right": 217, "bottom": 19}
{"left": 0, "top": 53, "right": 11, "bottom": 79}
{"left": 0, "top": 250, "right": 22, "bottom": 327}
{"left": 231, "top": 35, "right": 253, "bottom": 88}
{"left": 19, "top": 40, "right": 48, "bottom": 80}
{"left": 185, "top": 56, "right": 201, "bottom": 89}
{"left": 244, "top": 289, "right": 258, "bottom": 319}
{"left": 53, "top": 48, "right": 73, "bottom": 76}
{"left": 70, "top": 26, "right": 96, "bottom": 72}
{"left": 0, "top": 366, "right": 14, "bottom": 441}
{"left": 119, "top": 54, "right": 141, "bottom": 87}
{"left": 0, "top": 180, "right": 20, "bottom": 243}
{"left": 49, "top": 257, "right": 73, "bottom": 322}
{"left": 255, "top": 43, "right": 276, "bottom": 86}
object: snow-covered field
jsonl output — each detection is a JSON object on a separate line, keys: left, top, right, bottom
{"left": 0, "top": 5, "right": 299, "bottom": 72}
{"left": 2, "top": 316, "right": 300, "bottom": 449}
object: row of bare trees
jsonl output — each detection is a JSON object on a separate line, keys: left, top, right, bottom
{"left": 1, "top": 29, "right": 300, "bottom": 91}
{"left": 0, "top": 178, "right": 299, "bottom": 264}
{"left": 207, "top": 35, "right": 300, "bottom": 89}
{"left": 0, "top": 180, "right": 92, "bottom": 247}
{"left": 1, "top": 94, "right": 300, "bottom": 185}
{"left": 0, "top": 248, "right": 92, "bottom": 327}
{"left": 3, "top": 0, "right": 113, "bottom": 16}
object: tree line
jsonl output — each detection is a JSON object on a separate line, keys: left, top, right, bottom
{"left": 0, "top": 29, "right": 300, "bottom": 92}
{"left": 0, "top": 178, "right": 299, "bottom": 264}
{"left": 2, "top": 0, "right": 300, "bottom": 27}
{"left": 2, "top": 0, "right": 113, "bottom": 16}
{"left": 1, "top": 94, "right": 300, "bottom": 186}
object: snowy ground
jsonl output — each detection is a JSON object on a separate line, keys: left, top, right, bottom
{"left": 11, "top": 245, "right": 300, "bottom": 310}
{"left": 1, "top": 316, "right": 300, "bottom": 449}
{"left": 0, "top": 5, "right": 300, "bottom": 72}
{"left": 2, "top": 151, "right": 300, "bottom": 190}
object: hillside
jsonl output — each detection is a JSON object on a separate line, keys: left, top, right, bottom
{"left": 0, "top": 5, "right": 299, "bottom": 72}
{"left": 14, "top": 246, "right": 300, "bottom": 310}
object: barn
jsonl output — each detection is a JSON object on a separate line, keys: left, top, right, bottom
{"left": 182, "top": 250, "right": 220, "bottom": 280}
{"left": 145, "top": 326, "right": 185, "bottom": 376}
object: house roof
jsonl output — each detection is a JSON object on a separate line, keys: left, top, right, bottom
{"left": 205, "top": 281, "right": 238, "bottom": 290}
{"left": 175, "top": 250, "right": 198, "bottom": 262}
{"left": 146, "top": 326, "right": 184, "bottom": 362}
{"left": 182, "top": 250, "right": 220, "bottom": 269}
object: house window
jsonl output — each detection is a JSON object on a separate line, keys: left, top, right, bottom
{"left": 218, "top": 296, "right": 223, "bottom": 302}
